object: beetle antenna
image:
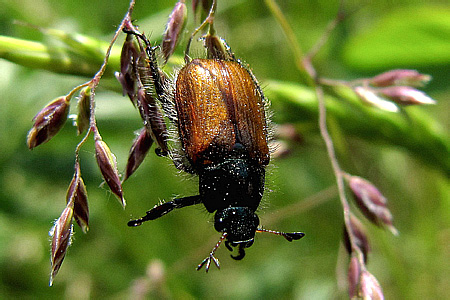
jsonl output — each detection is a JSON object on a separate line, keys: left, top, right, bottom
{"left": 197, "top": 231, "right": 227, "bottom": 272}
{"left": 256, "top": 228, "right": 305, "bottom": 242}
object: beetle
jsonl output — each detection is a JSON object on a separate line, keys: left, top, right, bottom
{"left": 123, "top": 18, "right": 304, "bottom": 272}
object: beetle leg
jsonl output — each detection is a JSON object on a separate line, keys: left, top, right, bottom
{"left": 134, "top": 65, "right": 169, "bottom": 156}
{"left": 145, "top": 45, "right": 166, "bottom": 103}
{"left": 128, "top": 195, "right": 202, "bottom": 227}
{"left": 122, "top": 26, "right": 165, "bottom": 103}
{"left": 197, "top": 232, "right": 227, "bottom": 272}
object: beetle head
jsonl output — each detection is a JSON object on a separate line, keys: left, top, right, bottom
{"left": 214, "top": 207, "right": 259, "bottom": 260}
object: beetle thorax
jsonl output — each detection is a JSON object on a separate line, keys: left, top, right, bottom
{"left": 199, "top": 157, "right": 265, "bottom": 214}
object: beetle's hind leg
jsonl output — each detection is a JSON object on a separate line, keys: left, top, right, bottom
{"left": 128, "top": 195, "right": 202, "bottom": 227}
{"left": 122, "top": 22, "right": 166, "bottom": 103}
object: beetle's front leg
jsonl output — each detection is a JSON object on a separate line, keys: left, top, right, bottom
{"left": 128, "top": 195, "right": 202, "bottom": 227}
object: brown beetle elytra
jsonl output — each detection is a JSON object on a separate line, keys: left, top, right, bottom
{"left": 175, "top": 58, "right": 270, "bottom": 168}
{"left": 124, "top": 17, "right": 304, "bottom": 272}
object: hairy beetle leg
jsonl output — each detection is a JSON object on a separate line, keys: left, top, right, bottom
{"left": 128, "top": 195, "right": 202, "bottom": 227}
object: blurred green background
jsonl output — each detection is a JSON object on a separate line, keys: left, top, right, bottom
{"left": 0, "top": 0, "right": 448, "bottom": 299}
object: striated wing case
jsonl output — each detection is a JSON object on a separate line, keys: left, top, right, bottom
{"left": 175, "top": 59, "right": 269, "bottom": 169}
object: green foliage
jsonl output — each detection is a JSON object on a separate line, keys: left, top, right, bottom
{"left": 0, "top": 0, "right": 448, "bottom": 299}
{"left": 343, "top": 4, "right": 450, "bottom": 69}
